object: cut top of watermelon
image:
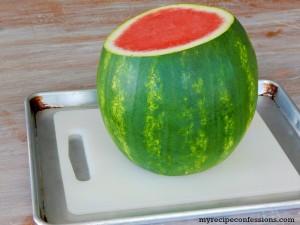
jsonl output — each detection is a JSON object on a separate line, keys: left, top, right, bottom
{"left": 104, "top": 4, "right": 234, "bottom": 56}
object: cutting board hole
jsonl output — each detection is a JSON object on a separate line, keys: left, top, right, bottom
{"left": 68, "top": 134, "right": 91, "bottom": 181}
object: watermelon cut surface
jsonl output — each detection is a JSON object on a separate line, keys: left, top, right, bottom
{"left": 105, "top": 4, "right": 233, "bottom": 56}
{"left": 97, "top": 4, "right": 258, "bottom": 176}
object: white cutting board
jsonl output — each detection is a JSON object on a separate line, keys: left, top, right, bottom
{"left": 54, "top": 109, "right": 300, "bottom": 215}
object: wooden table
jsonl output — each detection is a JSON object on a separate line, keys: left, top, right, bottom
{"left": 0, "top": 1, "right": 299, "bottom": 224}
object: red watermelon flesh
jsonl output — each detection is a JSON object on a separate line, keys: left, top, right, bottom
{"left": 115, "top": 8, "right": 223, "bottom": 51}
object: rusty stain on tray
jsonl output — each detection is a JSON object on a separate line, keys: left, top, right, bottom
{"left": 260, "top": 83, "right": 278, "bottom": 100}
{"left": 30, "top": 96, "right": 60, "bottom": 114}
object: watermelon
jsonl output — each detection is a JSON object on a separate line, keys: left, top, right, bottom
{"left": 97, "top": 4, "right": 258, "bottom": 176}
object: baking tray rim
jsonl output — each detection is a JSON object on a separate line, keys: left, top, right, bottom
{"left": 24, "top": 79, "right": 300, "bottom": 225}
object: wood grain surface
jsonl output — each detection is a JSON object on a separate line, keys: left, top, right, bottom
{"left": 0, "top": 0, "right": 299, "bottom": 224}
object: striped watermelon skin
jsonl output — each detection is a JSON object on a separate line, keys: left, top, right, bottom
{"left": 97, "top": 18, "right": 257, "bottom": 176}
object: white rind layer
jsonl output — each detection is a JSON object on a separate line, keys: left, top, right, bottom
{"left": 104, "top": 4, "right": 234, "bottom": 57}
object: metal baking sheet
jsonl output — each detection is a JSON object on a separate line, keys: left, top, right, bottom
{"left": 25, "top": 79, "right": 300, "bottom": 225}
